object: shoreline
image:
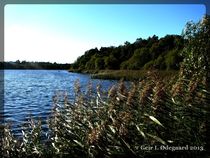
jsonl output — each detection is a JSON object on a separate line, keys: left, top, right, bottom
{"left": 69, "top": 69, "right": 178, "bottom": 81}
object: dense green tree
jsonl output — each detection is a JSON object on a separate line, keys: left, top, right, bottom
{"left": 165, "top": 49, "right": 182, "bottom": 70}
{"left": 150, "top": 42, "right": 160, "bottom": 60}
{"left": 70, "top": 34, "right": 184, "bottom": 71}
{"left": 85, "top": 55, "right": 97, "bottom": 70}
{"left": 104, "top": 55, "right": 119, "bottom": 69}
{"left": 146, "top": 35, "right": 159, "bottom": 48}
{"left": 143, "top": 60, "right": 154, "bottom": 69}
{"left": 121, "top": 48, "right": 151, "bottom": 70}
{"left": 153, "top": 55, "right": 166, "bottom": 70}
{"left": 95, "top": 58, "right": 105, "bottom": 70}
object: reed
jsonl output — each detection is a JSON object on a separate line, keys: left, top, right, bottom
{"left": 0, "top": 66, "right": 209, "bottom": 158}
{"left": 91, "top": 70, "right": 178, "bottom": 81}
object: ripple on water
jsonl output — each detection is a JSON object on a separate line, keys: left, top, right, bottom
{"left": 4, "top": 70, "right": 118, "bottom": 136}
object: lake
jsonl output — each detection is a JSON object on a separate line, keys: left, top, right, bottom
{"left": 3, "top": 70, "right": 118, "bottom": 136}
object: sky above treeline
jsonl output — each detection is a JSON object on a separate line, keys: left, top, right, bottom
{"left": 5, "top": 4, "right": 206, "bottom": 63}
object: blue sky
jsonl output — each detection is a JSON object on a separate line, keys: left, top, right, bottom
{"left": 5, "top": 4, "right": 206, "bottom": 63}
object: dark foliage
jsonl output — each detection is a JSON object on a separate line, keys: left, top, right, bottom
{"left": 70, "top": 35, "right": 184, "bottom": 71}
{"left": 0, "top": 61, "right": 71, "bottom": 70}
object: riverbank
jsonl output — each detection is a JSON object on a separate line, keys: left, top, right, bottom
{"left": 69, "top": 69, "right": 178, "bottom": 80}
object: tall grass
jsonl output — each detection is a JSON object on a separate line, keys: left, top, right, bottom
{"left": 0, "top": 68, "right": 209, "bottom": 157}
{"left": 91, "top": 70, "right": 178, "bottom": 80}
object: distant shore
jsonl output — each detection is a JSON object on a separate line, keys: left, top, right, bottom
{"left": 1, "top": 61, "right": 71, "bottom": 70}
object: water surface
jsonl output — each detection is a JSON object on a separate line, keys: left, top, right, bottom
{"left": 4, "top": 70, "right": 117, "bottom": 136}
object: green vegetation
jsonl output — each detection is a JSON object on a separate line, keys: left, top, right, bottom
{"left": 0, "top": 15, "right": 210, "bottom": 157}
{"left": 70, "top": 34, "right": 184, "bottom": 72}
{"left": 91, "top": 70, "right": 178, "bottom": 81}
{"left": 69, "top": 30, "right": 184, "bottom": 80}
{"left": 1, "top": 61, "right": 71, "bottom": 70}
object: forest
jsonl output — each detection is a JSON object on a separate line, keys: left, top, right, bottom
{"left": 1, "top": 61, "right": 71, "bottom": 70}
{"left": 70, "top": 34, "right": 184, "bottom": 72}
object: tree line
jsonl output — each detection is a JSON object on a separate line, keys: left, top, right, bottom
{"left": 1, "top": 61, "right": 71, "bottom": 70}
{"left": 70, "top": 34, "right": 184, "bottom": 72}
